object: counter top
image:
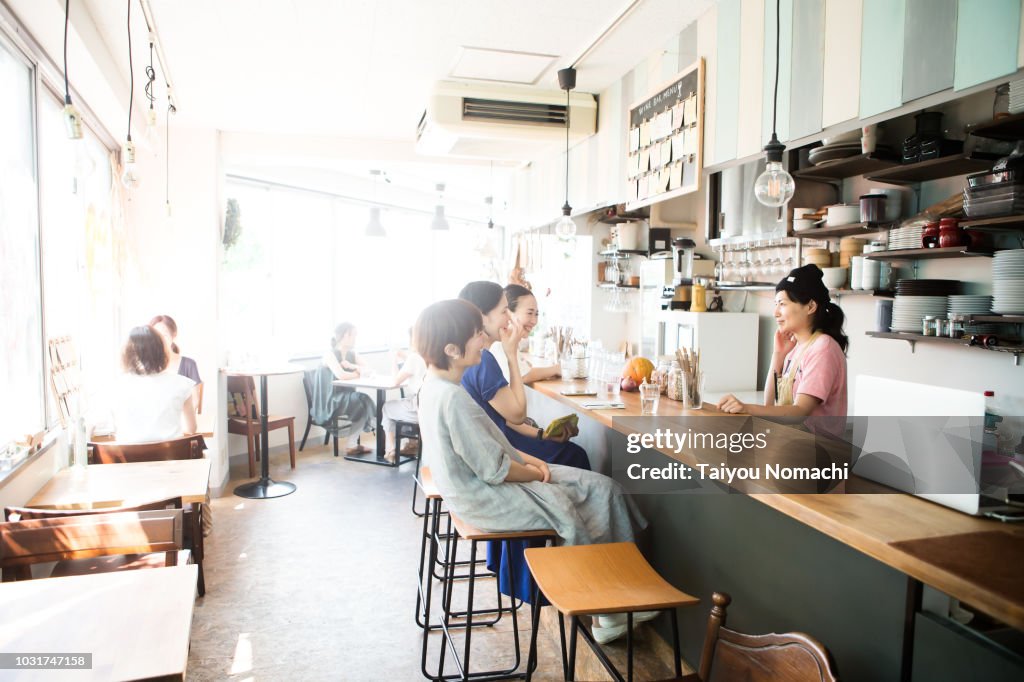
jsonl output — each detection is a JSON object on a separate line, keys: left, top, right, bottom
{"left": 529, "top": 378, "right": 1024, "bottom": 631}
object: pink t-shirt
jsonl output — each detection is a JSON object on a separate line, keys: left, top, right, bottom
{"left": 784, "top": 334, "right": 848, "bottom": 417}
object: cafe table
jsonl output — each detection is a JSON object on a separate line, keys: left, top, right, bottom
{"left": 332, "top": 375, "right": 415, "bottom": 467}
{"left": 28, "top": 458, "right": 211, "bottom": 508}
{"left": 0, "top": 564, "right": 198, "bottom": 681}
{"left": 224, "top": 365, "right": 303, "bottom": 499}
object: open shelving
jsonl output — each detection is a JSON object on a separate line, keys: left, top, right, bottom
{"left": 864, "top": 153, "right": 1000, "bottom": 186}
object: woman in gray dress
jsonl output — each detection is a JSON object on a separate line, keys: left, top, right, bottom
{"left": 415, "top": 299, "right": 646, "bottom": 549}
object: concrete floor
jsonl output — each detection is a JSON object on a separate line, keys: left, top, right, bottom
{"left": 187, "top": 440, "right": 686, "bottom": 681}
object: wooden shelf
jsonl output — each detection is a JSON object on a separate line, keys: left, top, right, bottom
{"left": 864, "top": 153, "right": 1001, "bottom": 186}
{"left": 960, "top": 214, "right": 1024, "bottom": 231}
{"left": 865, "top": 246, "right": 994, "bottom": 261}
{"left": 968, "top": 113, "right": 1024, "bottom": 142}
{"left": 791, "top": 222, "right": 893, "bottom": 239}
{"left": 793, "top": 153, "right": 900, "bottom": 181}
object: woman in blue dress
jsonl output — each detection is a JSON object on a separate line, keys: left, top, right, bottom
{"left": 457, "top": 281, "right": 592, "bottom": 605}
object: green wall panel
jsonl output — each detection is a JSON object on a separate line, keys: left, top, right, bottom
{"left": 953, "top": 0, "right": 1021, "bottom": 90}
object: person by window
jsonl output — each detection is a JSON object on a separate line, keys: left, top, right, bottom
{"left": 322, "top": 322, "right": 376, "bottom": 455}
{"left": 150, "top": 314, "right": 202, "bottom": 411}
{"left": 112, "top": 325, "right": 197, "bottom": 442}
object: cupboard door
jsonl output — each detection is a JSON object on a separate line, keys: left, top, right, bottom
{"left": 789, "top": 0, "right": 826, "bottom": 140}
{"left": 903, "top": 0, "right": 957, "bottom": 101}
{"left": 822, "top": 0, "right": 862, "bottom": 127}
{"left": 954, "top": 0, "right": 1021, "bottom": 90}
{"left": 860, "top": 0, "right": 906, "bottom": 118}
{"left": 714, "top": 0, "right": 742, "bottom": 164}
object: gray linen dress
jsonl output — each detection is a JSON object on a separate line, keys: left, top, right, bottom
{"left": 419, "top": 375, "right": 646, "bottom": 545}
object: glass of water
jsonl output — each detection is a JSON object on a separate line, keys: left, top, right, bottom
{"left": 639, "top": 382, "right": 660, "bottom": 415}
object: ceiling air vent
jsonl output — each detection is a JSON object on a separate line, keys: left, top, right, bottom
{"left": 462, "top": 98, "right": 568, "bottom": 127}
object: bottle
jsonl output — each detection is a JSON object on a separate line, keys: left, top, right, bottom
{"left": 667, "top": 361, "right": 684, "bottom": 402}
{"left": 983, "top": 391, "right": 1002, "bottom": 460}
{"left": 73, "top": 416, "right": 88, "bottom": 470}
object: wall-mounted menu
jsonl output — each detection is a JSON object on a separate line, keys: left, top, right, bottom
{"left": 626, "top": 58, "right": 704, "bottom": 210}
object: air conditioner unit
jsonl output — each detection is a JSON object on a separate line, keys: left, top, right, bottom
{"left": 416, "top": 81, "right": 597, "bottom": 161}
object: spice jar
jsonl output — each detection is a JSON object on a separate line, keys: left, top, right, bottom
{"left": 922, "top": 315, "right": 938, "bottom": 336}
{"left": 938, "top": 218, "right": 965, "bottom": 248}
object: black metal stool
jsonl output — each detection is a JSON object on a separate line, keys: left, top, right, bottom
{"left": 523, "top": 542, "right": 700, "bottom": 682}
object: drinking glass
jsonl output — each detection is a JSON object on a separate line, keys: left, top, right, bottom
{"left": 640, "top": 382, "right": 660, "bottom": 415}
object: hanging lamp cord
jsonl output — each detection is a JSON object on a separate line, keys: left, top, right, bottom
{"left": 126, "top": 0, "right": 134, "bottom": 141}
{"left": 63, "top": 0, "right": 71, "bottom": 104}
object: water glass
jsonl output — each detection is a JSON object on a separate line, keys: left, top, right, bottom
{"left": 639, "top": 382, "right": 660, "bottom": 415}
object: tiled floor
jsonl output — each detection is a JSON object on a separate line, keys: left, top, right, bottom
{"left": 187, "top": 442, "right": 683, "bottom": 681}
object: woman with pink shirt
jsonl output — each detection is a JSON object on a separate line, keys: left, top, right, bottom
{"left": 717, "top": 264, "right": 848, "bottom": 418}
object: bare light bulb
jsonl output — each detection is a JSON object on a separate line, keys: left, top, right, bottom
{"left": 120, "top": 139, "right": 140, "bottom": 189}
{"left": 555, "top": 208, "right": 576, "bottom": 240}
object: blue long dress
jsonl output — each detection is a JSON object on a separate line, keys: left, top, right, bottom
{"left": 461, "top": 349, "right": 591, "bottom": 603}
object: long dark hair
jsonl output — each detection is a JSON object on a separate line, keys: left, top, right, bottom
{"left": 776, "top": 265, "right": 849, "bottom": 353}
{"left": 504, "top": 284, "right": 534, "bottom": 312}
{"left": 149, "top": 314, "right": 180, "bottom": 354}
{"left": 458, "top": 281, "right": 504, "bottom": 315}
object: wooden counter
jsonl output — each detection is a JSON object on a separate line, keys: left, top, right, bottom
{"left": 530, "top": 378, "right": 1024, "bottom": 632}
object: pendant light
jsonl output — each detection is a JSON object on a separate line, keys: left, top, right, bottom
{"left": 366, "top": 170, "right": 386, "bottom": 237}
{"left": 61, "top": 0, "right": 83, "bottom": 139}
{"left": 753, "top": 0, "right": 795, "bottom": 208}
{"left": 431, "top": 183, "right": 450, "bottom": 231}
{"left": 165, "top": 87, "right": 176, "bottom": 217}
{"left": 555, "top": 67, "right": 577, "bottom": 240}
{"left": 120, "top": 0, "right": 140, "bottom": 189}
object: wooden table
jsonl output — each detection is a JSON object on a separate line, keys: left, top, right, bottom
{"left": 0, "top": 565, "right": 197, "bottom": 681}
{"left": 223, "top": 365, "right": 302, "bottom": 499}
{"left": 29, "top": 459, "right": 211, "bottom": 509}
{"left": 333, "top": 375, "right": 415, "bottom": 468}
{"left": 529, "top": 378, "right": 1024, "bottom": 633}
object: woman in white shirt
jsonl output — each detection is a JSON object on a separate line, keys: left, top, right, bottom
{"left": 112, "top": 325, "right": 198, "bottom": 443}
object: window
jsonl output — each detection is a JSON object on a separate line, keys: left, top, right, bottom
{"left": 221, "top": 178, "right": 504, "bottom": 358}
{"left": 0, "top": 35, "right": 44, "bottom": 449}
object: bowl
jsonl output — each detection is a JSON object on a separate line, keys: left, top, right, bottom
{"left": 821, "top": 267, "right": 849, "bottom": 289}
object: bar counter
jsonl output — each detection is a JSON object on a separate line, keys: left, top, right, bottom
{"left": 527, "top": 377, "right": 1024, "bottom": 672}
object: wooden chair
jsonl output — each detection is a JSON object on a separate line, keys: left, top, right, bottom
{"left": 0, "top": 509, "right": 186, "bottom": 583}
{"left": 88, "top": 436, "right": 208, "bottom": 596}
{"left": 227, "top": 375, "right": 296, "bottom": 476}
{"left": 685, "top": 592, "right": 840, "bottom": 682}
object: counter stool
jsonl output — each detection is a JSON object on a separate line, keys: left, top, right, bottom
{"left": 425, "top": 510, "right": 556, "bottom": 682}
{"left": 415, "top": 469, "right": 520, "bottom": 633}
{"left": 523, "top": 542, "right": 699, "bottom": 682}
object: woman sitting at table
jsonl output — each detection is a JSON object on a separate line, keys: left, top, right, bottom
{"left": 491, "top": 284, "right": 560, "bottom": 384}
{"left": 322, "top": 322, "right": 376, "bottom": 455}
{"left": 112, "top": 325, "right": 197, "bottom": 442}
{"left": 150, "top": 314, "right": 203, "bottom": 411}
{"left": 458, "top": 281, "right": 589, "bottom": 470}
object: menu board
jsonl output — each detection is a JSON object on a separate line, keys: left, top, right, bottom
{"left": 625, "top": 59, "right": 704, "bottom": 210}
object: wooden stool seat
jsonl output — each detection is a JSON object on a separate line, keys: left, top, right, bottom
{"left": 524, "top": 542, "right": 699, "bottom": 616}
{"left": 418, "top": 467, "right": 441, "bottom": 500}
{"left": 448, "top": 512, "right": 556, "bottom": 542}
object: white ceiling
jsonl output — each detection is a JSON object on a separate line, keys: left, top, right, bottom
{"left": 73, "top": 0, "right": 714, "bottom": 203}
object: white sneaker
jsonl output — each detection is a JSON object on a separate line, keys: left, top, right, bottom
{"left": 595, "top": 611, "right": 660, "bottom": 629}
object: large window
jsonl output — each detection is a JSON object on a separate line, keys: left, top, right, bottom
{"left": 0, "top": 35, "right": 44, "bottom": 449}
{"left": 222, "top": 179, "right": 504, "bottom": 358}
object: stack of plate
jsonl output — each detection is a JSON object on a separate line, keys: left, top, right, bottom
{"left": 887, "top": 224, "right": 924, "bottom": 250}
{"left": 891, "top": 296, "right": 950, "bottom": 332}
{"left": 948, "top": 295, "right": 999, "bottom": 334}
{"left": 992, "top": 250, "right": 1024, "bottom": 314}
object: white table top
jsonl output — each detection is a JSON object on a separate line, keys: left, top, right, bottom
{"left": 333, "top": 375, "right": 405, "bottom": 391}
{"left": 29, "top": 459, "right": 212, "bottom": 508}
{"left": 0, "top": 565, "right": 197, "bottom": 681}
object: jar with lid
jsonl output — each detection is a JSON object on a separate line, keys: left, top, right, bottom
{"left": 922, "top": 315, "right": 938, "bottom": 336}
